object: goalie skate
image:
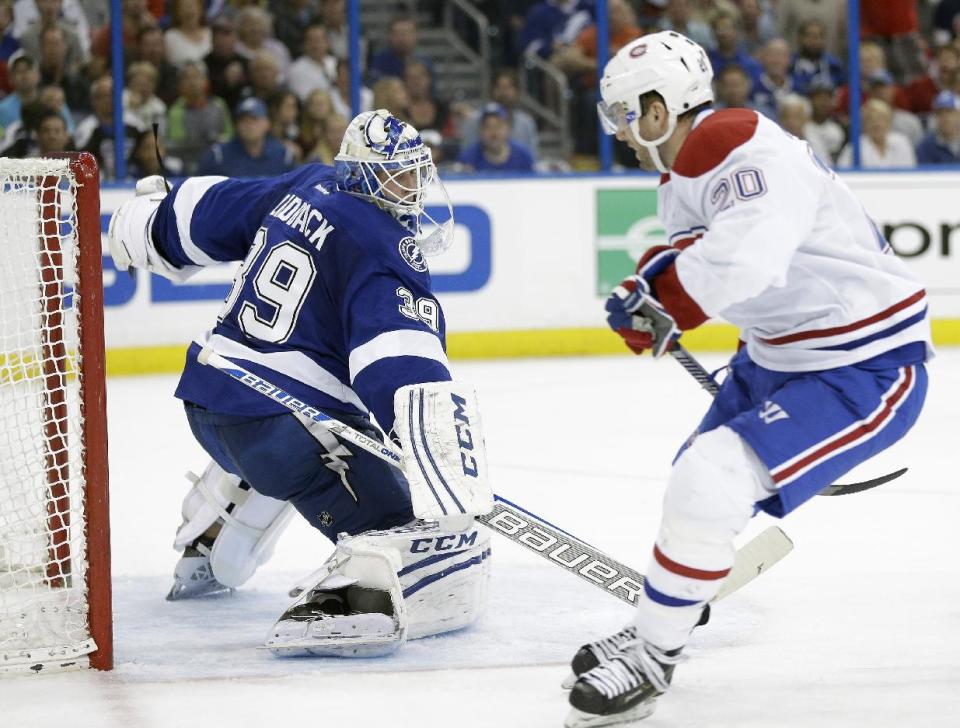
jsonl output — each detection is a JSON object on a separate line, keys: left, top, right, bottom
{"left": 265, "top": 578, "right": 403, "bottom": 658}
{"left": 166, "top": 536, "right": 234, "bottom": 601}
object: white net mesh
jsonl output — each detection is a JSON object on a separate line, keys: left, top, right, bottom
{"left": 0, "top": 158, "right": 95, "bottom": 671}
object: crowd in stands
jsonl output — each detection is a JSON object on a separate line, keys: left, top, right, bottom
{"left": 0, "top": 0, "right": 958, "bottom": 180}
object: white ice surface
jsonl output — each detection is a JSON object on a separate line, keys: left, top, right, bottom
{"left": 3, "top": 351, "right": 959, "bottom": 727}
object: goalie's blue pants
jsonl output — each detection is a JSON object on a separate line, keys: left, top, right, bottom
{"left": 184, "top": 403, "right": 415, "bottom": 541}
{"left": 690, "top": 343, "right": 928, "bottom": 518}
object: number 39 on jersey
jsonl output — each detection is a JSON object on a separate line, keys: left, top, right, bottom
{"left": 219, "top": 226, "right": 317, "bottom": 344}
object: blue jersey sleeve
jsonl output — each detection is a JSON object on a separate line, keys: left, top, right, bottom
{"left": 151, "top": 166, "right": 326, "bottom": 268}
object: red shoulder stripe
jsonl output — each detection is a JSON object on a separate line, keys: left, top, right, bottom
{"left": 671, "top": 109, "right": 759, "bottom": 178}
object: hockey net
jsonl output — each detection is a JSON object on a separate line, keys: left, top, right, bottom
{"left": 0, "top": 154, "right": 111, "bottom": 674}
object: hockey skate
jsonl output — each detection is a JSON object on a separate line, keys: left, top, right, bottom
{"left": 166, "top": 529, "right": 234, "bottom": 601}
{"left": 561, "top": 606, "right": 707, "bottom": 689}
{"left": 565, "top": 639, "right": 685, "bottom": 727}
{"left": 266, "top": 576, "right": 402, "bottom": 658}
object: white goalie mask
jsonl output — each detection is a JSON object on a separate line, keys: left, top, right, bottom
{"left": 335, "top": 109, "right": 454, "bottom": 256}
{"left": 598, "top": 31, "right": 714, "bottom": 173}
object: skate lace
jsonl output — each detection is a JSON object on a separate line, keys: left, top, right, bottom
{"left": 589, "top": 624, "right": 638, "bottom": 662}
{"left": 584, "top": 639, "right": 686, "bottom": 698}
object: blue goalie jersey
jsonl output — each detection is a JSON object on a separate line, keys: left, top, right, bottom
{"left": 150, "top": 164, "right": 451, "bottom": 432}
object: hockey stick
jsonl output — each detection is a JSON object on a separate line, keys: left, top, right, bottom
{"left": 197, "top": 347, "right": 792, "bottom": 608}
{"left": 669, "top": 342, "right": 907, "bottom": 495}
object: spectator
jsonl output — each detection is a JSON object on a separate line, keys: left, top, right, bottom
{"left": 197, "top": 96, "right": 295, "bottom": 176}
{"left": 776, "top": 0, "right": 846, "bottom": 58}
{"left": 836, "top": 41, "right": 910, "bottom": 117}
{"left": 520, "top": 0, "right": 591, "bottom": 59}
{"left": 204, "top": 15, "right": 246, "bottom": 113}
{"left": 738, "top": 0, "right": 777, "bottom": 55}
{"left": 552, "top": 0, "right": 642, "bottom": 85}
{"left": 933, "top": 0, "right": 960, "bottom": 45}
{"left": 124, "top": 60, "right": 167, "bottom": 133}
{"left": 90, "top": 0, "right": 154, "bottom": 78}
{"left": 777, "top": 93, "right": 830, "bottom": 161}
{"left": 915, "top": 90, "right": 960, "bottom": 164}
{"left": 329, "top": 56, "right": 373, "bottom": 118}
{"left": 306, "top": 110, "right": 347, "bottom": 164}
{"left": 656, "top": 0, "right": 714, "bottom": 51}
{"left": 235, "top": 6, "right": 290, "bottom": 73}
{"left": 905, "top": 44, "right": 960, "bottom": 115}
{"left": 272, "top": 0, "right": 317, "bottom": 58}
{"left": 13, "top": 0, "right": 90, "bottom": 44}
{"left": 805, "top": 78, "right": 845, "bottom": 161}
{"left": 460, "top": 67, "right": 538, "bottom": 155}
{"left": 139, "top": 26, "right": 180, "bottom": 104}
{"left": 319, "top": 0, "right": 350, "bottom": 60}
{"left": 36, "top": 107, "right": 70, "bottom": 154}
{"left": 0, "top": 98, "right": 46, "bottom": 155}
{"left": 127, "top": 126, "right": 178, "bottom": 177}
{"left": 0, "top": 0, "right": 19, "bottom": 95}
{"left": 714, "top": 64, "right": 756, "bottom": 110}
{"left": 369, "top": 14, "right": 429, "bottom": 83}
{"left": 37, "top": 26, "right": 86, "bottom": 112}
{"left": 751, "top": 37, "right": 794, "bottom": 120}
{"left": 371, "top": 76, "right": 410, "bottom": 123}
{"left": 790, "top": 18, "right": 844, "bottom": 95}
{"left": 268, "top": 89, "right": 301, "bottom": 162}
{"left": 297, "top": 88, "right": 333, "bottom": 154}
{"left": 74, "top": 76, "right": 145, "bottom": 179}
{"left": 243, "top": 50, "right": 285, "bottom": 105}
{"left": 0, "top": 53, "right": 39, "bottom": 133}
{"left": 38, "top": 82, "right": 74, "bottom": 133}
{"left": 866, "top": 69, "right": 923, "bottom": 146}
{"left": 404, "top": 59, "right": 449, "bottom": 140}
{"left": 837, "top": 99, "right": 916, "bottom": 168}
{"left": 860, "top": 0, "right": 922, "bottom": 83}
{"left": 165, "top": 0, "right": 211, "bottom": 67}
{"left": 18, "top": 0, "right": 88, "bottom": 73}
{"left": 288, "top": 24, "right": 336, "bottom": 102}
{"left": 166, "top": 61, "right": 233, "bottom": 174}
{"left": 709, "top": 10, "right": 763, "bottom": 84}
{"left": 457, "top": 103, "right": 534, "bottom": 172}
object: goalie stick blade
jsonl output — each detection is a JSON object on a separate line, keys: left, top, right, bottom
{"left": 819, "top": 467, "right": 908, "bottom": 496}
{"left": 713, "top": 526, "right": 793, "bottom": 603}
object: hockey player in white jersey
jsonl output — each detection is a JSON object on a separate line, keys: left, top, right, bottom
{"left": 107, "top": 109, "right": 494, "bottom": 657}
{"left": 564, "top": 32, "right": 931, "bottom": 726}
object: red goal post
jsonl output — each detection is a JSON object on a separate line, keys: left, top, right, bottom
{"left": 0, "top": 153, "right": 112, "bottom": 674}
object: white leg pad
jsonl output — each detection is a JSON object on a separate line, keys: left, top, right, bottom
{"left": 173, "top": 460, "right": 295, "bottom": 588}
{"left": 393, "top": 382, "right": 494, "bottom": 520}
{"left": 265, "top": 521, "right": 491, "bottom": 657}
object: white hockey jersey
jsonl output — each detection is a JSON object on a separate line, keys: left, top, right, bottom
{"left": 656, "top": 108, "right": 932, "bottom": 372}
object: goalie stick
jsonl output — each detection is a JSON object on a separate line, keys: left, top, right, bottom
{"left": 668, "top": 341, "right": 907, "bottom": 496}
{"left": 197, "top": 347, "right": 792, "bottom": 608}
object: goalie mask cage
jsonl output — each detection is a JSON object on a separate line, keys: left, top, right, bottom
{"left": 0, "top": 154, "right": 111, "bottom": 674}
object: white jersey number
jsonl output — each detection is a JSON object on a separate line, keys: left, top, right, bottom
{"left": 220, "top": 226, "right": 317, "bottom": 344}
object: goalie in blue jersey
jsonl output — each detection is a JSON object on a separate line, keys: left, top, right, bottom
{"left": 108, "top": 109, "right": 494, "bottom": 657}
